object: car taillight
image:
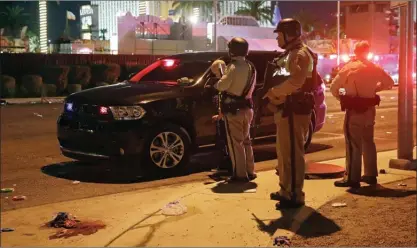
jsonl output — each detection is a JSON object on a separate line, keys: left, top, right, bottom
{"left": 99, "top": 106, "right": 108, "bottom": 115}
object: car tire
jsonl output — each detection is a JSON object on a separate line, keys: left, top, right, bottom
{"left": 141, "top": 123, "right": 191, "bottom": 177}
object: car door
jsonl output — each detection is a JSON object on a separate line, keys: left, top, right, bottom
{"left": 248, "top": 52, "right": 281, "bottom": 138}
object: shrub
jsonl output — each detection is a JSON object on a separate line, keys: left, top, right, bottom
{"left": 41, "top": 84, "right": 57, "bottom": 97}
{"left": 69, "top": 66, "right": 91, "bottom": 88}
{"left": 0, "top": 75, "right": 16, "bottom": 98}
{"left": 21, "top": 75, "right": 43, "bottom": 97}
{"left": 42, "top": 66, "right": 70, "bottom": 95}
{"left": 67, "top": 84, "right": 82, "bottom": 94}
{"left": 91, "top": 64, "right": 121, "bottom": 85}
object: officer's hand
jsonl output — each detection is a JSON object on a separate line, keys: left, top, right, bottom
{"left": 212, "top": 113, "right": 224, "bottom": 122}
{"left": 210, "top": 60, "right": 226, "bottom": 78}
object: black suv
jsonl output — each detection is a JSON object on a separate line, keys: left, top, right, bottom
{"left": 57, "top": 51, "right": 327, "bottom": 174}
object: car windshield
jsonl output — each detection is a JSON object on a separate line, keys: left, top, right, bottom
{"left": 129, "top": 59, "right": 211, "bottom": 84}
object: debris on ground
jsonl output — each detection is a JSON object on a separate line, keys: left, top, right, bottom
{"left": 45, "top": 212, "right": 106, "bottom": 239}
{"left": 379, "top": 169, "right": 386, "bottom": 174}
{"left": 12, "top": 195, "right": 27, "bottom": 201}
{"left": 161, "top": 200, "right": 188, "bottom": 216}
{"left": 48, "top": 212, "right": 79, "bottom": 228}
{"left": 244, "top": 188, "right": 257, "bottom": 193}
{"left": 1, "top": 228, "right": 15, "bottom": 232}
{"left": 398, "top": 183, "right": 407, "bottom": 187}
{"left": 386, "top": 132, "right": 392, "bottom": 134}
{"left": 380, "top": 116, "right": 385, "bottom": 118}
{"left": 72, "top": 181, "right": 81, "bottom": 185}
{"left": 273, "top": 236, "right": 290, "bottom": 247}
{"left": 332, "top": 202, "right": 347, "bottom": 208}
{"left": 1, "top": 188, "right": 15, "bottom": 193}
{"left": 33, "top": 113, "right": 43, "bottom": 118}
{"left": 0, "top": 99, "right": 7, "bottom": 106}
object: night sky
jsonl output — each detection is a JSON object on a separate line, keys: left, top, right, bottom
{"left": 0, "top": 1, "right": 337, "bottom": 41}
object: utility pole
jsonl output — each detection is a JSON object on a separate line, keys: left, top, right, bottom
{"left": 337, "top": 1, "right": 340, "bottom": 67}
{"left": 389, "top": 1, "right": 416, "bottom": 170}
{"left": 213, "top": 0, "right": 218, "bottom": 51}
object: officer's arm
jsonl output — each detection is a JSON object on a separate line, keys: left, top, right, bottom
{"left": 375, "top": 67, "right": 395, "bottom": 91}
{"left": 214, "top": 64, "right": 236, "bottom": 92}
{"left": 329, "top": 73, "right": 344, "bottom": 100}
{"left": 269, "top": 50, "right": 309, "bottom": 97}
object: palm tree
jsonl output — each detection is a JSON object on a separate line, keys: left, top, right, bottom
{"left": 292, "top": 9, "right": 322, "bottom": 34}
{"left": 100, "top": 28, "right": 107, "bottom": 40}
{"left": 0, "top": 5, "right": 30, "bottom": 37}
{"left": 234, "top": 1, "right": 274, "bottom": 24}
{"left": 172, "top": 1, "right": 220, "bottom": 22}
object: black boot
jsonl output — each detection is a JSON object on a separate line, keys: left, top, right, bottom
{"left": 361, "top": 176, "right": 377, "bottom": 185}
{"left": 334, "top": 178, "right": 360, "bottom": 188}
{"left": 270, "top": 192, "right": 286, "bottom": 201}
{"left": 275, "top": 199, "right": 305, "bottom": 209}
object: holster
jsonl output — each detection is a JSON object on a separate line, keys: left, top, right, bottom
{"left": 282, "top": 92, "right": 315, "bottom": 118}
{"left": 340, "top": 94, "right": 381, "bottom": 113}
{"left": 221, "top": 94, "right": 253, "bottom": 115}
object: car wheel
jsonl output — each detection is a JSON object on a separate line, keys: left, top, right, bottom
{"left": 142, "top": 124, "right": 191, "bottom": 176}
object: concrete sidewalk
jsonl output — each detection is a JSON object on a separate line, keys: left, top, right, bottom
{"left": 1, "top": 149, "right": 416, "bottom": 247}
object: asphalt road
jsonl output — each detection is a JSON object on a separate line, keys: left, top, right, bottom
{"left": 1, "top": 88, "right": 416, "bottom": 212}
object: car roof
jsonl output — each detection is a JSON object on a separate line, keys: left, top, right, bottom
{"left": 164, "top": 50, "right": 283, "bottom": 62}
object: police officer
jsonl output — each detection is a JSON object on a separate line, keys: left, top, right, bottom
{"left": 263, "top": 18, "right": 316, "bottom": 209}
{"left": 330, "top": 41, "right": 394, "bottom": 188}
{"left": 211, "top": 37, "right": 257, "bottom": 182}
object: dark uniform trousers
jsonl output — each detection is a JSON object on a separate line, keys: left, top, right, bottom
{"left": 344, "top": 107, "right": 377, "bottom": 182}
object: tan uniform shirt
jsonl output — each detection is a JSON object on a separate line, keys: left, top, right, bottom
{"left": 266, "top": 41, "right": 313, "bottom": 105}
{"left": 214, "top": 56, "right": 255, "bottom": 99}
{"left": 330, "top": 59, "right": 394, "bottom": 100}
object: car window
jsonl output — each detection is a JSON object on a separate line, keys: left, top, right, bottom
{"left": 140, "top": 61, "right": 210, "bottom": 82}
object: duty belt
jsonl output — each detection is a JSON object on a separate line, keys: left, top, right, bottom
{"left": 340, "top": 95, "right": 381, "bottom": 113}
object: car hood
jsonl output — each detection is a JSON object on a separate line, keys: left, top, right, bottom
{"left": 66, "top": 81, "right": 194, "bottom": 105}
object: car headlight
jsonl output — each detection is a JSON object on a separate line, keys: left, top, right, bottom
{"left": 109, "top": 106, "right": 146, "bottom": 120}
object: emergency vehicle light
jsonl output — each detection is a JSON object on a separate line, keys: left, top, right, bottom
{"left": 99, "top": 106, "right": 109, "bottom": 115}
{"left": 162, "top": 59, "right": 179, "bottom": 69}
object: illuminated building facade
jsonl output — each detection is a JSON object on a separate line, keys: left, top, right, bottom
{"left": 80, "top": 5, "right": 99, "bottom": 40}
{"left": 91, "top": 1, "right": 172, "bottom": 37}
{"left": 39, "top": 0, "right": 47, "bottom": 53}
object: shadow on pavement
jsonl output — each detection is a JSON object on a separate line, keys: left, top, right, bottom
{"left": 252, "top": 206, "right": 341, "bottom": 238}
{"left": 41, "top": 161, "right": 151, "bottom": 184}
{"left": 211, "top": 181, "right": 258, "bottom": 194}
{"left": 347, "top": 184, "right": 417, "bottom": 197}
{"left": 41, "top": 142, "right": 332, "bottom": 184}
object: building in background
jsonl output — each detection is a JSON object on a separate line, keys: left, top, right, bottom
{"left": 91, "top": 1, "right": 172, "bottom": 38}
{"left": 80, "top": 5, "right": 99, "bottom": 40}
{"left": 340, "top": 1, "right": 392, "bottom": 53}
